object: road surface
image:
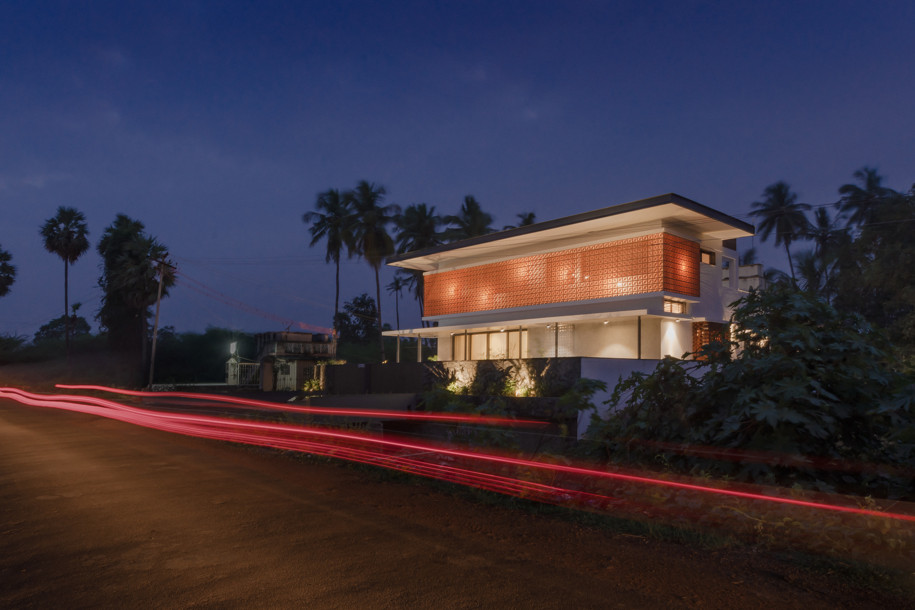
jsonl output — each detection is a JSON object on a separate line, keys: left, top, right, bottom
{"left": 0, "top": 399, "right": 910, "bottom": 608}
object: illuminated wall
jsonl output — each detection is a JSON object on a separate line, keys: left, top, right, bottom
{"left": 424, "top": 233, "right": 699, "bottom": 317}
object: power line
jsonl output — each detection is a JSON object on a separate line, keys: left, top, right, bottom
{"left": 174, "top": 269, "right": 334, "bottom": 335}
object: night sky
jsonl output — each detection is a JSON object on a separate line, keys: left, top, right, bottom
{"left": 2, "top": 1, "right": 913, "bottom": 339}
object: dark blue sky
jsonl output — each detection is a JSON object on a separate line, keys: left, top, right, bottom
{"left": 2, "top": 1, "right": 913, "bottom": 338}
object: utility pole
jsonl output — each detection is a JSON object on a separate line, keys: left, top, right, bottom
{"left": 148, "top": 259, "right": 173, "bottom": 389}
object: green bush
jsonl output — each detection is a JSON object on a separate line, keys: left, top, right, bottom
{"left": 587, "top": 285, "right": 915, "bottom": 498}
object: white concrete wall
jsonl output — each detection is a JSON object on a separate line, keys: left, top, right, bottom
{"left": 640, "top": 317, "right": 661, "bottom": 359}
{"left": 574, "top": 320, "right": 639, "bottom": 358}
{"left": 578, "top": 358, "right": 662, "bottom": 438}
{"left": 693, "top": 263, "right": 726, "bottom": 322}
{"left": 660, "top": 318, "right": 692, "bottom": 358}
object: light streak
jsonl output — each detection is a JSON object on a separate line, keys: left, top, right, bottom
{"left": 617, "top": 437, "right": 915, "bottom": 477}
{"left": 2, "top": 387, "right": 914, "bottom": 525}
{"left": 55, "top": 384, "right": 545, "bottom": 427}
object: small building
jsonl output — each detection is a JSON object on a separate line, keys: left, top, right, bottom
{"left": 255, "top": 331, "right": 336, "bottom": 391}
{"left": 384, "top": 193, "right": 755, "bottom": 362}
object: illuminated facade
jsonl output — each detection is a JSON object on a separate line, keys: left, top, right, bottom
{"left": 385, "top": 193, "right": 754, "bottom": 362}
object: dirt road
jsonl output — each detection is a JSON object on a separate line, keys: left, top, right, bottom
{"left": 0, "top": 399, "right": 910, "bottom": 608}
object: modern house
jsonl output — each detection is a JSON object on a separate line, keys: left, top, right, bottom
{"left": 384, "top": 193, "right": 755, "bottom": 364}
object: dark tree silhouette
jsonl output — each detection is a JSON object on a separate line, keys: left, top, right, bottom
{"left": 750, "top": 181, "right": 810, "bottom": 282}
{"left": 443, "top": 195, "right": 494, "bottom": 242}
{"left": 346, "top": 181, "right": 400, "bottom": 361}
{"left": 304, "top": 188, "right": 354, "bottom": 325}
{"left": 40, "top": 206, "right": 89, "bottom": 359}
{"left": 0, "top": 244, "right": 15, "bottom": 298}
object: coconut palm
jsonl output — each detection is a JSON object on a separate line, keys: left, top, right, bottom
{"left": 837, "top": 167, "right": 896, "bottom": 228}
{"left": 394, "top": 203, "right": 443, "bottom": 254}
{"left": 346, "top": 180, "right": 400, "bottom": 361}
{"left": 386, "top": 272, "right": 410, "bottom": 330}
{"left": 40, "top": 206, "right": 90, "bottom": 358}
{"left": 0, "top": 245, "right": 15, "bottom": 298}
{"left": 503, "top": 211, "right": 537, "bottom": 230}
{"left": 304, "top": 189, "right": 354, "bottom": 325}
{"left": 394, "top": 203, "right": 444, "bottom": 317}
{"left": 806, "top": 207, "right": 843, "bottom": 259}
{"left": 443, "top": 195, "right": 494, "bottom": 242}
{"left": 750, "top": 182, "right": 810, "bottom": 283}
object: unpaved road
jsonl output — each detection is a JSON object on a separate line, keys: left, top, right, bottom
{"left": 1, "top": 399, "right": 911, "bottom": 609}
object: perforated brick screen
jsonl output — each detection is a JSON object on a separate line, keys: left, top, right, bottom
{"left": 423, "top": 233, "right": 699, "bottom": 317}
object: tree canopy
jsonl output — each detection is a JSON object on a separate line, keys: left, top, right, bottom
{"left": 97, "top": 214, "right": 174, "bottom": 367}
{"left": 587, "top": 284, "right": 915, "bottom": 498}
{"left": 0, "top": 245, "right": 15, "bottom": 298}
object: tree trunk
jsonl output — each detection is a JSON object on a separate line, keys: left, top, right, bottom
{"left": 785, "top": 242, "right": 797, "bottom": 285}
{"left": 64, "top": 259, "right": 70, "bottom": 362}
{"left": 375, "top": 266, "right": 385, "bottom": 362}
{"left": 334, "top": 257, "right": 340, "bottom": 330}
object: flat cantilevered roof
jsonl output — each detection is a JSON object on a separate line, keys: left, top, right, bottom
{"left": 387, "top": 193, "right": 754, "bottom": 272}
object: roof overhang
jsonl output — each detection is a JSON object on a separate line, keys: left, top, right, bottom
{"left": 387, "top": 193, "right": 754, "bottom": 272}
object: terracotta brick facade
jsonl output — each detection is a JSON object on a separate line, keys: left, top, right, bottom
{"left": 424, "top": 233, "right": 699, "bottom": 317}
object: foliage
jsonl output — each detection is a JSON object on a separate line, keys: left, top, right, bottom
{"left": 752, "top": 169, "right": 915, "bottom": 361}
{"left": 97, "top": 214, "right": 174, "bottom": 361}
{"left": 442, "top": 195, "right": 494, "bottom": 242}
{"left": 386, "top": 272, "right": 410, "bottom": 330}
{"left": 503, "top": 211, "right": 536, "bottom": 230}
{"left": 749, "top": 181, "right": 810, "bottom": 282}
{"left": 303, "top": 188, "right": 354, "bottom": 321}
{"left": 832, "top": 182, "right": 915, "bottom": 356}
{"left": 0, "top": 333, "right": 27, "bottom": 360}
{"left": 34, "top": 313, "right": 91, "bottom": 344}
{"left": 334, "top": 293, "right": 379, "bottom": 344}
{"left": 39, "top": 206, "right": 90, "bottom": 355}
{"left": 0, "top": 244, "right": 15, "bottom": 297}
{"left": 556, "top": 377, "right": 607, "bottom": 417}
{"left": 394, "top": 202, "right": 444, "bottom": 316}
{"left": 587, "top": 285, "right": 915, "bottom": 498}
{"left": 301, "top": 377, "right": 323, "bottom": 394}
{"left": 345, "top": 180, "right": 400, "bottom": 361}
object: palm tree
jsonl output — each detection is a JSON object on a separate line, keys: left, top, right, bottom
{"left": 386, "top": 273, "right": 410, "bottom": 330}
{"left": 750, "top": 182, "right": 810, "bottom": 283}
{"left": 794, "top": 250, "right": 823, "bottom": 294}
{"left": 304, "top": 189, "right": 354, "bottom": 326}
{"left": 97, "top": 214, "right": 173, "bottom": 363}
{"left": 40, "top": 206, "right": 89, "bottom": 358}
{"left": 503, "top": 211, "right": 537, "bottom": 230}
{"left": 837, "top": 167, "right": 895, "bottom": 228}
{"left": 394, "top": 203, "right": 444, "bottom": 318}
{"left": 394, "top": 203, "right": 443, "bottom": 254}
{"left": 346, "top": 180, "right": 400, "bottom": 361}
{"left": 807, "top": 207, "right": 842, "bottom": 259}
{"left": 443, "top": 195, "right": 494, "bottom": 242}
{"left": 0, "top": 245, "right": 15, "bottom": 298}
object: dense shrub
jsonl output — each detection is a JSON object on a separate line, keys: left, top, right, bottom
{"left": 586, "top": 285, "right": 915, "bottom": 498}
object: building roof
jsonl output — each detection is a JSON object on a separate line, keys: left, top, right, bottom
{"left": 387, "top": 193, "right": 754, "bottom": 272}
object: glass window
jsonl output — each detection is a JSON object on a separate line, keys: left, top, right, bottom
{"left": 452, "top": 334, "right": 466, "bottom": 360}
{"left": 664, "top": 299, "right": 685, "bottom": 314}
{"left": 490, "top": 332, "right": 507, "bottom": 359}
{"left": 507, "top": 331, "right": 520, "bottom": 359}
{"left": 470, "top": 333, "right": 488, "bottom": 360}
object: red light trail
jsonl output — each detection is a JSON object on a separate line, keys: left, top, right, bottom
{"left": 55, "top": 384, "right": 544, "bottom": 427}
{"left": 2, "top": 386, "right": 914, "bottom": 526}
